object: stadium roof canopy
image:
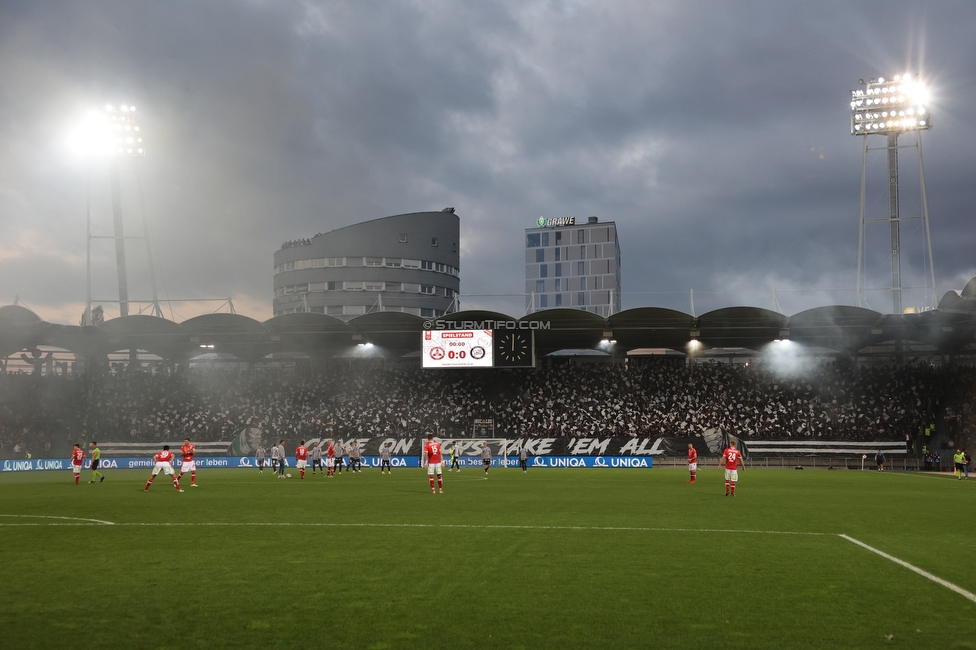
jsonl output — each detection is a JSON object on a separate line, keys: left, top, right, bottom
{"left": 2, "top": 279, "right": 975, "bottom": 363}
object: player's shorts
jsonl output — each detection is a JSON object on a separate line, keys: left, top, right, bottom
{"left": 326, "top": 458, "right": 335, "bottom": 468}
{"left": 724, "top": 469, "right": 739, "bottom": 482}
{"left": 688, "top": 462, "right": 697, "bottom": 471}
{"left": 427, "top": 462, "right": 443, "bottom": 476}
{"left": 296, "top": 460, "right": 307, "bottom": 469}
{"left": 482, "top": 459, "right": 491, "bottom": 466}
{"left": 955, "top": 463, "right": 964, "bottom": 471}
{"left": 92, "top": 459, "right": 100, "bottom": 470}
{"left": 181, "top": 461, "right": 196, "bottom": 472}
{"left": 152, "top": 462, "right": 175, "bottom": 476}
{"left": 72, "top": 464, "right": 82, "bottom": 474}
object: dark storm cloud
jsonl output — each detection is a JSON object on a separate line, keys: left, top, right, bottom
{"left": 1, "top": 0, "right": 974, "bottom": 322}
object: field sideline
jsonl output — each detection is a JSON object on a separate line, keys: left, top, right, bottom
{"left": 1, "top": 466, "right": 974, "bottom": 649}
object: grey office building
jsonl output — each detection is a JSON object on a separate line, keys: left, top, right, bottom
{"left": 273, "top": 210, "right": 460, "bottom": 319}
{"left": 525, "top": 216, "right": 621, "bottom": 317}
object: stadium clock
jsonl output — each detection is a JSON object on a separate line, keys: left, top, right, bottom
{"left": 493, "top": 331, "right": 534, "bottom": 368}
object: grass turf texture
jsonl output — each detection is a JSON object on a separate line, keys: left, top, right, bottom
{"left": 1, "top": 467, "right": 974, "bottom": 649}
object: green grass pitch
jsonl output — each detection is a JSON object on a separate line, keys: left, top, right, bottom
{"left": 1, "top": 465, "right": 974, "bottom": 649}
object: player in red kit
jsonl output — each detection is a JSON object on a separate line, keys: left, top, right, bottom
{"left": 70, "top": 444, "right": 85, "bottom": 484}
{"left": 177, "top": 437, "right": 198, "bottom": 487}
{"left": 720, "top": 439, "right": 745, "bottom": 496}
{"left": 422, "top": 433, "right": 444, "bottom": 494}
{"left": 295, "top": 441, "right": 309, "bottom": 479}
{"left": 687, "top": 443, "right": 698, "bottom": 483}
{"left": 325, "top": 439, "right": 336, "bottom": 477}
{"left": 144, "top": 445, "right": 183, "bottom": 492}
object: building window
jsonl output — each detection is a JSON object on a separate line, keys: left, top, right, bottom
{"left": 580, "top": 277, "right": 586, "bottom": 290}
{"left": 580, "top": 246, "right": 586, "bottom": 259}
{"left": 452, "top": 242, "right": 457, "bottom": 252}
{"left": 536, "top": 280, "right": 545, "bottom": 294}
{"left": 385, "top": 282, "right": 401, "bottom": 292}
{"left": 536, "top": 249, "right": 544, "bottom": 263}
{"left": 421, "top": 260, "right": 434, "bottom": 270}
{"left": 421, "top": 285, "right": 435, "bottom": 294}
{"left": 577, "top": 261, "right": 584, "bottom": 275}
{"left": 555, "top": 263, "right": 561, "bottom": 277}
{"left": 554, "top": 278, "right": 561, "bottom": 292}
{"left": 365, "top": 257, "right": 383, "bottom": 267}
{"left": 364, "top": 281, "right": 383, "bottom": 291}
{"left": 421, "top": 308, "right": 436, "bottom": 318}
{"left": 555, "top": 294, "right": 563, "bottom": 307}
{"left": 555, "top": 230, "right": 562, "bottom": 244}
{"left": 541, "top": 232, "right": 549, "bottom": 247}
{"left": 386, "top": 258, "right": 402, "bottom": 267}
{"left": 527, "top": 233, "right": 541, "bottom": 247}
{"left": 540, "top": 295, "right": 548, "bottom": 308}
{"left": 326, "top": 305, "right": 343, "bottom": 316}
{"left": 540, "top": 264, "right": 548, "bottom": 278}
{"left": 344, "top": 281, "right": 363, "bottom": 291}
{"left": 577, "top": 229, "right": 584, "bottom": 244}
{"left": 308, "top": 282, "right": 326, "bottom": 292}
{"left": 399, "top": 233, "right": 408, "bottom": 243}
{"left": 578, "top": 292, "right": 585, "bottom": 306}
{"left": 431, "top": 237, "right": 438, "bottom": 247}
{"left": 555, "top": 247, "right": 561, "bottom": 261}
{"left": 403, "top": 259, "right": 421, "bottom": 269}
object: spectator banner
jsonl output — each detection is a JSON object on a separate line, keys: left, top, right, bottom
{"left": 742, "top": 440, "right": 907, "bottom": 456}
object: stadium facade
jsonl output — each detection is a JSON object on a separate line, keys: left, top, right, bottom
{"left": 273, "top": 210, "right": 460, "bottom": 320}
{"left": 525, "top": 216, "right": 621, "bottom": 316}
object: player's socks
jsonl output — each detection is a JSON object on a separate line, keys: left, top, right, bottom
{"left": 75, "top": 474, "right": 80, "bottom": 484}
{"left": 173, "top": 479, "right": 181, "bottom": 491}
{"left": 145, "top": 476, "right": 155, "bottom": 491}
{"left": 429, "top": 476, "right": 436, "bottom": 492}
{"left": 191, "top": 471, "right": 196, "bottom": 485}
{"left": 437, "top": 475, "right": 443, "bottom": 490}
{"left": 300, "top": 469, "right": 305, "bottom": 479}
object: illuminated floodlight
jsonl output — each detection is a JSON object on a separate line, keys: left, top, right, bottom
{"left": 65, "top": 103, "right": 146, "bottom": 158}
{"left": 850, "top": 74, "right": 931, "bottom": 136}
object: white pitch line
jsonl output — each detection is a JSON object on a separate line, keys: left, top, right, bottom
{"left": 0, "top": 520, "right": 830, "bottom": 536}
{"left": 839, "top": 534, "right": 976, "bottom": 604}
{"left": 0, "top": 514, "right": 115, "bottom": 525}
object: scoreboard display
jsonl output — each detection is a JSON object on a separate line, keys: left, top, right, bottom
{"left": 422, "top": 330, "right": 493, "bottom": 368}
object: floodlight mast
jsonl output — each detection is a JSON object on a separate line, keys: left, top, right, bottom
{"left": 850, "top": 74, "right": 936, "bottom": 314}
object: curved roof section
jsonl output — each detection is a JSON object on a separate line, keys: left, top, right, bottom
{"left": 528, "top": 308, "right": 606, "bottom": 352}
{"left": 698, "top": 307, "right": 788, "bottom": 350}
{"left": 788, "top": 306, "right": 884, "bottom": 352}
{"left": 349, "top": 311, "right": 425, "bottom": 351}
{"left": 0, "top": 304, "right": 43, "bottom": 327}
{"left": 609, "top": 307, "right": 695, "bottom": 350}
{"left": 180, "top": 313, "right": 271, "bottom": 361}
{"left": 963, "top": 276, "right": 976, "bottom": 298}
{"left": 0, "top": 305, "right": 46, "bottom": 358}
{"left": 97, "top": 315, "right": 193, "bottom": 359}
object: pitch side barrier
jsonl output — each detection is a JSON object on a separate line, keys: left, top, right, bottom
{"left": 1, "top": 455, "right": 652, "bottom": 472}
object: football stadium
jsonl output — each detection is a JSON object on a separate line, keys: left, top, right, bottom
{"left": 2, "top": 282, "right": 976, "bottom": 648}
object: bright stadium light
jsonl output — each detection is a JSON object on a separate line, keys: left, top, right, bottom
{"left": 66, "top": 103, "right": 146, "bottom": 158}
{"left": 850, "top": 73, "right": 932, "bottom": 136}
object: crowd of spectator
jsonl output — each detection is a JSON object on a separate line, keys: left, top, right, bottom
{"left": 0, "top": 358, "right": 966, "bottom": 458}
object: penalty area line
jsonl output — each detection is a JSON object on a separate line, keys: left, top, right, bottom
{"left": 839, "top": 534, "right": 976, "bottom": 604}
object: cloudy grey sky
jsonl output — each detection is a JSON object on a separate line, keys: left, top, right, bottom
{"left": 1, "top": 0, "right": 974, "bottom": 324}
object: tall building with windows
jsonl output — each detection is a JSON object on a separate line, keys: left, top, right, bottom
{"left": 273, "top": 210, "right": 459, "bottom": 319}
{"left": 525, "top": 216, "right": 621, "bottom": 316}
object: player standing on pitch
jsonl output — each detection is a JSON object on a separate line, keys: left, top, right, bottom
{"left": 335, "top": 440, "right": 345, "bottom": 474}
{"left": 295, "top": 441, "right": 309, "bottom": 479}
{"left": 379, "top": 442, "right": 392, "bottom": 474}
{"left": 349, "top": 440, "right": 362, "bottom": 472}
{"left": 276, "top": 440, "right": 287, "bottom": 478}
{"left": 177, "top": 437, "right": 198, "bottom": 487}
{"left": 88, "top": 441, "right": 105, "bottom": 484}
{"left": 480, "top": 442, "right": 492, "bottom": 476}
{"left": 270, "top": 442, "right": 280, "bottom": 475}
{"left": 144, "top": 445, "right": 183, "bottom": 492}
{"left": 687, "top": 443, "right": 698, "bottom": 483}
{"left": 310, "top": 442, "right": 323, "bottom": 475}
{"left": 70, "top": 443, "right": 85, "bottom": 485}
{"left": 422, "top": 434, "right": 444, "bottom": 494}
{"left": 449, "top": 443, "right": 461, "bottom": 472}
{"left": 519, "top": 444, "right": 529, "bottom": 473}
{"left": 720, "top": 440, "right": 744, "bottom": 496}
{"left": 326, "top": 439, "right": 336, "bottom": 477}
{"left": 256, "top": 444, "right": 267, "bottom": 473}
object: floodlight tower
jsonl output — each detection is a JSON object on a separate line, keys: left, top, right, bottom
{"left": 850, "top": 73, "right": 936, "bottom": 313}
{"left": 80, "top": 104, "right": 161, "bottom": 324}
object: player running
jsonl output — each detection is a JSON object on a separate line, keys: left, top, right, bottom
{"left": 379, "top": 442, "right": 393, "bottom": 474}
{"left": 720, "top": 440, "right": 744, "bottom": 496}
{"left": 177, "top": 437, "right": 198, "bottom": 487}
{"left": 310, "top": 442, "right": 323, "bottom": 475}
{"left": 88, "top": 441, "right": 105, "bottom": 484}
{"left": 480, "top": 442, "right": 492, "bottom": 476}
{"left": 687, "top": 443, "right": 698, "bottom": 483}
{"left": 422, "top": 434, "right": 444, "bottom": 494}
{"left": 295, "top": 441, "right": 309, "bottom": 479}
{"left": 144, "top": 445, "right": 183, "bottom": 492}
{"left": 70, "top": 443, "right": 85, "bottom": 485}
{"left": 326, "top": 439, "right": 336, "bottom": 477}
